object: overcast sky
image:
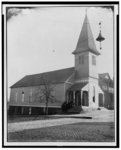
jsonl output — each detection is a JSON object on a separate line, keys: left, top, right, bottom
{"left": 7, "top": 6, "right": 114, "bottom": 98}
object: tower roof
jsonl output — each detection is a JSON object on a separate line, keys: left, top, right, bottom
{"left": 73, "top": 14, "right": 100, "bottom": 55}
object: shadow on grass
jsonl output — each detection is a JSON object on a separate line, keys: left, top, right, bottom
{"left": 8, "top": 114, "right": 92, "bottom": 123}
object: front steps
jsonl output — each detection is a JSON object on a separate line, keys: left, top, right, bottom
{"left": 82, "top": 106, "right": 108, "bottom": 113}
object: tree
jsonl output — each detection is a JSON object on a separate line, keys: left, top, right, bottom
{"left": 34, "top": 77, "right": 57, "bottom": 115}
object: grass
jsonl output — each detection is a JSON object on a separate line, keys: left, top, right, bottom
{"left": 8, "top": 122, "right": 115, "bottom": 142}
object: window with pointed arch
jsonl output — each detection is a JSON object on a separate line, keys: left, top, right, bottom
{"left": 30, "top": 88, "right": 33, "bottom": 102}
{"left": 93, "top": 87, "right": 95, "bottom": 103}
{"left": 79, "top": 55, "right": 84, "bottom": 64}
{"left": 22, "top": 91, "right": 24, "bottom": 102}
{"left": 92, "top": 55, "right": 96, "bottom": 65}
{"left": 15, "top": 92, "right": 18, "bottom": 102}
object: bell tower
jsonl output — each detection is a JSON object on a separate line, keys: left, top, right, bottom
{"left": 72, "top": 13, "right": 104, "bottom": 108}
{"left": 73, "top": 14, "right": 100, "bottom": 82}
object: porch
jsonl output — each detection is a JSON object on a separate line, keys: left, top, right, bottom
{"left": 66, "top": 90, "right": 89, "bottom": 107}
{"left": 66, "top": 82, "right": 104, "bottom": 108}
{"left": 66, "top": 82, "right": 89, "bottom": 107}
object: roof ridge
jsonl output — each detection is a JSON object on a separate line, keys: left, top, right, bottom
{"left": 26, "top": 67, "right": 74, "bottom": 77}
{"left": 10, "top": 67, "right": 75, "bottom": 88}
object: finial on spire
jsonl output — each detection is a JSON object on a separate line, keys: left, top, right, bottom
{"left": 85, "top": 7, "right": 88, "bottom": 15}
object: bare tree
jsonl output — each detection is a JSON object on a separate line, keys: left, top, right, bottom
{"left": 34, "top": 77, "right": 58, "bottom": 115}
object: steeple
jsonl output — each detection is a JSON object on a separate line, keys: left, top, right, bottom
{"left": 73, "top": 14, "right": 100, "bottom": 55}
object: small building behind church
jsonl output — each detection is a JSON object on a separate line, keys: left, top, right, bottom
{"left": 8, "top": 14, "right": 114, "bottom": 115}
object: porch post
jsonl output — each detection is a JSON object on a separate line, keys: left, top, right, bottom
{"left": 80, "top": 91, "right": 81, "bottom": 106}
{"left": 66, "top": 92, "right": 68, "bottom": 104}
{"left": 73, "top": 91, "right": 75, "bottom": 106}
{"left": 29, "top": 107, "right": 31, "bottom": 115}
{"left": 102, "top": 94, "right": 104, "bottom": 107}
{"left": 21, "top": 107, "right": 24, "bottom": 115}
{"left": 81, "top": 91, "right": 83, "bottom": 106}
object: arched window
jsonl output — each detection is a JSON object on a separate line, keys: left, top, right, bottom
{"left": 93, "top": 87, "right": 95, "bottom": 102}
{"left": 92, "top": 55, "right": 96, "bottom": 65}
{"left": 16, "top": 92, "right": 18, "bottom": 102}
{"left": 30, "top": 89, "right": 32, "bottom": 102}
{"left": 79, "top": 55, "right": 84, "bottom": 64}
{"left": 22, "top": 91, "right": 24, "bottom": 102}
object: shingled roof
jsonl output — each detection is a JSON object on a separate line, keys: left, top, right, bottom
{"left": 10, "top": 66, "right": 113, "bottom": 89}
{"left": 68, "top": 82, "right": 87, "bottom": 91}
{"left": 10, "top": 67, "right": 75, "bottom": 88}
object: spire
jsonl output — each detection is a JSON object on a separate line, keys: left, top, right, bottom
{"left": 73, "top": 14, "right": 100, "bottom": 55}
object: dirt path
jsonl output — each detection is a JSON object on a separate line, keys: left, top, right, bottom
{"left": 8, "top": 110, "right": 114, "bottom": 133}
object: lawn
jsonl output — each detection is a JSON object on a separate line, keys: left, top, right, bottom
{"left": 8, "top": 122, "right": 115, "bottom": 142}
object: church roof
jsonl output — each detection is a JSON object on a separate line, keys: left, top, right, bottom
{"left": 10, "top": 67, "right": 75, "bottom": 88}
{"left": 73, "top": 14, "right": 100, "bottom": 55}
{"left": 10, "top": 65, "right": 112, "bottom": 89}
{"left": 98, "top": 73, "right": 111, "bottom": 79}
{"left": 68, "top": 82, "right": 87, "bottom": 91}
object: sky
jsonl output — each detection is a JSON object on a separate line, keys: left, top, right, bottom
{"left": 7, "top": 6, "right": 114, "bottom": 99}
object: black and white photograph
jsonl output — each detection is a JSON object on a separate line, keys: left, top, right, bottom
{"left": 2, "top": 2, "right": 119, "bottom": 147}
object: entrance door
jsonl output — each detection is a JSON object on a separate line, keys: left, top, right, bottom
{"left": 82, "top": 91, "right": 89, "bottom": 106}
{"left": 75, "top": 91, "right": 81, "bottom": 106}
{"left": 68, "top": 91, "right": 73, "bottom": 102}
{"left": 109, "top": 93, "right": 114, "bottom": 109}
{"left": 99, "top": 93, "right": 103, "bottom": 107}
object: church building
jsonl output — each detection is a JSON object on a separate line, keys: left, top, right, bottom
{"left": 9, "top": 14, "right": 114, "bottom": 115}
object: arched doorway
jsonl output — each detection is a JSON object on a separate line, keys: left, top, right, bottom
{"left": 75, "top": 91, "right": 81, "bottom": 106}
{"left": 93, "top": 87, "right": 95, "bottom": 103}
{"left": 68, "top": 91, "right": 73, "bottom": 102}
{"left": 99, "top": 93, "right": 103, "bottom": 107}
{"left": 82, "top": 91, "right": 89, "bottom": 106}
{"left": 109, "top": 93, "right": 114, "bottom": 109}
